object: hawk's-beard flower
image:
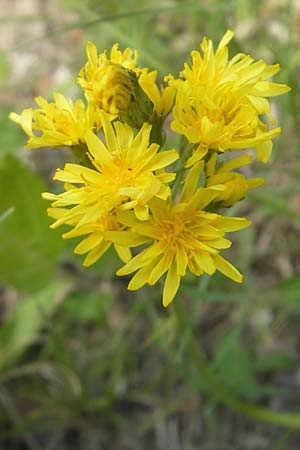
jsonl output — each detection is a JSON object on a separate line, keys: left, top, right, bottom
{"left": 9, "top": 93, "right": 103, "bottom": 149}
{"left": 9, "top": 33, "right": 291, "bottom": 307}
{"left": 110, "top": 195, "right": 250, "bottom": 307}
{"left": 205, "top": 154, "right": 264, "bottom": 207}
{"left": 78, "top": 42, "right": 139, "bottom": 114}
{"left": 107, "top": 166, "right": 250, "bottom": 307}
{"left": 42, "top": 113, "right": 178, "bottom": 266}
{"left": 170, "top": 30, "right": 290, "bottom": 167}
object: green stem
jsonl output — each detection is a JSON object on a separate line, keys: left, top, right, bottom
{"left": 172, "top": 137, "right": 193, "bottom": 200}
{"left": 173, "top": 299, "right": 300, "bottom": 429}
{"left": 71, "top": 144, "right": 94, "bottom": 168}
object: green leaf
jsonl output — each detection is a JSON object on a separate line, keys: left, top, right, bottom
{"left": 0, "top": 156, "right": 64, "bottom": 292}
{"left": 0, "top": 281, "right": 65, "bottom": 372}
{"left": 64, "top": 290, "right": 113, "bottom": 323}
{"left": 256, "top": 351, "right": 296, "bottom": 373}
{"left": 275, "top": 273, "right": 300, "bottom": 308}
{"left": 212, "top": 327, "right": 261, "bottom": 399}
{"left": 277, "top": 273, "right": 300, "bottom": 317}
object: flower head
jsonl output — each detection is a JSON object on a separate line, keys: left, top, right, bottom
{"left": 45, "top": 201, "right": 145, "bottom": 267}
{"left": 9, "top": 93, "right": 102, "bottom": 149}
{"left": 78, "top": 41, "right": 140, "bottom": 114}
{"left": 170, "top": 30, "right": 290, "bottom": 166}
{"left": 113, "top": 196, "right": 250, "bottom": 307}
{"left": 108, "top": 168, "right": 250, "bottom": 307}
{"left": 42, "top": 113, "right": 179, "bottom": 265}
{"left": 205, "top": 154, "right": 264, "bottom": 207}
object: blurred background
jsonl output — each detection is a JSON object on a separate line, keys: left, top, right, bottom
{"left": 0, "top": 0, "right": 300, "bottom": 449}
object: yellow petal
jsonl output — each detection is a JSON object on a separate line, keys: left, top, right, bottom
{"left": 162, "top": 261, "right": 181, "bottom": 307}
{"left": 83, "top": 242, "right": 111, "bottom": 267}
{"left": 193, "top": 253, "right": 215, "bottom": 275}
{"left": 248, "top": 95, "right": 270, "bottom": 114}
{"left": 206, "top": 238, "right": 232, "bottom": 249}
{"left": 176, "top": 246, "right": 188, "bottom": 276}
{"left": 134, "top": 204, "right": 149, "bottom": 221}
{"left": 9, "top": 109, "right": 33, "bottom": 137}
{"left": 216, "top": 29, "right": 234, "bottom": 52}
{"left": 117, "top": 248, "right": 151, "bottom": 276}
{"left": 217, "top": 155, "right": 253, "bottom": 174}
{"left": 100, "top": 111, "right": 118, "bottom": 150}
{"left": 130, "top": 122, "right": 152, "bottom": 158}
{"left": 114, "top": 244, "right": 131, "bottom": 263}
{"left": 216, "top": 217, "right": 251, "bottom": 232}
{"left": 189, "top": 186, "right": 225, "bottom": 211}
{"left": 205, "top": 153, "right": 217, "bottom": 177}
{"left": 87, "top": 41, "right": 98, "bottom": 66}
{"left": 63, "top": 224, "right": 97, "bottom": 238}
{"left": 143, "top": 150, "right": 179, "bottom": 171}
{"left": 180, "top": 161, "right": 204, "bottom": 202}
{"left": 185, "top": 144, "right": 209, "bottom": 168}
{"left": 114, "top": 122, "right": 134, "bottom": 150}
{"left": 256, "top": 140, "right": 273, "bottom": 163}
{"left": 252, "top": 81, "right": 291, "bottom": 97}
{"left": 103, "top": 231, "right": 148, "bottom": 247}
{"left": 128, "top": 260, "right": 157, "bottom": 290}
{"left": 247, "top": 177, "right": 264, "bottom": 189}
{"left": 148, "top": 257, "right": 168, "bottom": 285}
{"left": 74, "top": 233, "right": 103, "bottom": 255}
{"left": 213, "top": 254, "right": 243, "bottom": 283}
{"left": 84, "top": 129, "right": 112, "bottom": 164}
{"left": 53, "top": 164, "right": 103, "bottom": 184}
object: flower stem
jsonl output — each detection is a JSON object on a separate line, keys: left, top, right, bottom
{"left": 71, "top": 144, "right": 94, "bottom": 168}
{"left": 173, "top": 298, "right": 300, "bottom": 429}
{"left": 172, "top": 137, "right": 193, "bottom": 200}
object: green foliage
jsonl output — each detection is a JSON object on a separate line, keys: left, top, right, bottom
{"left": 1, "top": 0, "right": 300, "bottom": 448}
{"left": 0, "top": 282, "right": 65, "bottom": 373}
{"left": 212, "top": 327, "right": 261, "bottom": 400}
{"left": 0, "top": 156, "right": 64, "bottom": 292}
{"left": 256, "top": 350, "right": 296, "bottom": 373}
{"left": 276, "top": 274, "right": 300, "bottom": 317}
{"left": 63, "top": 290, "right": 113, "bottom": 324}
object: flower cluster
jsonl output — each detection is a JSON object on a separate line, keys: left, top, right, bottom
{"left": 10, "top": 31, "right": 290, "bottom": 306}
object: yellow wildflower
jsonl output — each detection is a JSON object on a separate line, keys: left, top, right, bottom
{"left": 45, "top": 202, "right": 146, "bottom": 267}
{"left": 78, "top": 41, "right": 140, "bottom": 114}
{"left": 42, "top": 112, "right": 179, "bottom": 242}
{"left": 170, "top": 30, "right": 290, "bottom": 166}
{"left": 107, "top": 168, "right": 250, "bottom": 307}
{"left": 9, "top": 93, "right": 102, "bottom": 149}
{"left": 205, "top": 154, "right": 264, "bottom": 207}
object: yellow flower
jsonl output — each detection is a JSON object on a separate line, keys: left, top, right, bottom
{"left": 78, "top": 41, "right": 140, "bottom": 114}
{"left": 170, "top": 30, "right": 290, "bottom": 166}
{"left": 42, "top": 114, "right": 177, "bottom": 265}
{"left": 9, "top": 93, "right": 102, "bottom": 149}
{"left": 42, "top": 113, "right": 179, "bottom": 261}
{"left": 205, "top": 154, "right": 264, "bottom": 207}
{"left": 45, "top": 202, "right": 145, "bottom": 267}
{"left": 107, "top": 167, "right": 250, "bottom": 307}
{"left": 138, "top": 69, "right": 175, "bottom": 119}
